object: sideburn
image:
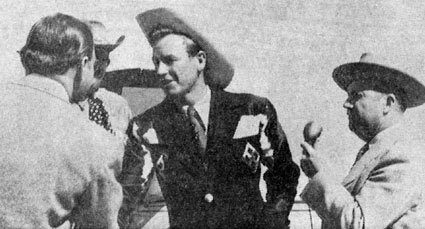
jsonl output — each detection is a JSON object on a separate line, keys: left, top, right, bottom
{"left": 70, "top": 62, "right": 83, "bottom": 103}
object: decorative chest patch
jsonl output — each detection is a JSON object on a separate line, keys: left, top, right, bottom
{"left": 242, "top": 142, "right": 260, "bottom": 173}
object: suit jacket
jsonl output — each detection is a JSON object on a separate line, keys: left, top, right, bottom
{"left": 301, "top": 123, "right": 425, "bottom": 229}
{"left": 0, "top": 75, "right": 123, "bottom": 229}
{"left": 122, "top": 89, "right": 300, "bottom": 229}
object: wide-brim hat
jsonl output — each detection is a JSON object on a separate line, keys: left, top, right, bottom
{"left": 136, "top": 8, "right": 234, "bottom": 89}
{"left": 333, "top": 53, "right": 425, "bottom": 108}
{"left": 86, "top": 20, "right": 125, "bottom": 52}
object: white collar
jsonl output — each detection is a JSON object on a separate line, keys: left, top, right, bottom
{"left": 182, "top": 87, "right": 211, "bottom": 131}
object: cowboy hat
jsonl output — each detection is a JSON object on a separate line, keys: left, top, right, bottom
{"left": 333, "top": 53, "right": 425, "bottom": 108}
{"left": 86, "top": 20, "right": 125, "bottom": 52}
{"left": 136, "top": 8, "right": 234, "bottom": 89}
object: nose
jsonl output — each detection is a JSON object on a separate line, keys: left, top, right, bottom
{"left": 343, "top": 98, "right": 353, "bottom": 109}
{"left": 156, "top": 61, "right": 169, "bottom": 75}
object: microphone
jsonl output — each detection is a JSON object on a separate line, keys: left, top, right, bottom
{"left": 303, "top": 121, "right": 323, "bottom": 147}
{"left": 302, "top": 121, "right": 323, "bottom": 229}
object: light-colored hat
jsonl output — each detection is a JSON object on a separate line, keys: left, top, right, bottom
{"left": 86, "top": 20, "right": 125, "bottom": 52}
{"left": 136, "top": 8, "right": 234, "bottom": 89}
{"left": 333, "top": 53, "right": 425, "bottom": 108}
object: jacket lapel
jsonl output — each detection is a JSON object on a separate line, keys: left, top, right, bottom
{"left": 342, "top": 139, "right": 391, "bottom": 195}
{"left": 154, "top": 99, "right": 206, "bottom": 173}
{"left": 206, "top": 90, "right": 242, "bottom": 150}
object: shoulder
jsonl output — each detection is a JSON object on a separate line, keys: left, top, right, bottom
{"left": 213, "top": 90, "right": 275, "bottom": 114}
{"left": 95, "top": 88, "right": 130, "bottom": 108}
{"left": 385, "top": 136, "right": 425, "bottom": 163}
{"left": 62, "top": 109, "right": 124, "bottom": 160}
{"left": 373, "top": 129, "right": 425, "bottom": 183}
{"left": 132, "top": 98, "right": 174, "bottom": 122}
{"left": 215, "top": 90, "right": 269, "bottom": 104}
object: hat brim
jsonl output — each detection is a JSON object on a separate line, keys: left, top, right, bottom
{"left": 333, "top": 62, "right": 425, "bottom": 108}
{"left": 136, "top": 8, "right": 234, "bottom": 89}
{"left": 96, "top": 35, "right": 125, "bottom": 52}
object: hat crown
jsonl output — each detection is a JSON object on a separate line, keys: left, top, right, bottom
{"left": 86, "top": 20, "right": 125, "bottom": 48}
{"left": 358, "top": 53, "right": 393, "bottom": 69}
{"left": 359, "top": 52, "right": 374, "bottom": 63}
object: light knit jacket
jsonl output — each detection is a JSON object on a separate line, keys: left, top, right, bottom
{"left": 0, "top": 75, "right": 123, "bottom": 229}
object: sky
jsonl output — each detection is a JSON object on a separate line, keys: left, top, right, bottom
{"left": 2, "top": 0, "right": 425, "bottom": 189}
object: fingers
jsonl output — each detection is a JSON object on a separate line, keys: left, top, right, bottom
{"left": 300, "top": 158, "right": 317, "bottom": 178}
{"left": 300, "top": 142, "right": 319, "bottom": 178}
{"left": 300, "top": 141, "right": 315, "bottom": 158}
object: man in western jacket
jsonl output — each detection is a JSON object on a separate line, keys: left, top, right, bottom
{"left": 120, "top": 8, "right": 300, "bottom": 229}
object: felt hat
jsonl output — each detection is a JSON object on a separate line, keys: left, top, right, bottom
{"left": 86, "top": 20, "right": 125, "bottom": 52}
{"left": 136, "top": 8, "right": 234, "bottom": 89}
{"left": 333, "top": 53, "right": 425, "bottom": 108}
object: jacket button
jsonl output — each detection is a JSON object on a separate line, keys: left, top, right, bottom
{"left": 204, "top": 193, "right": 213, "bottom": 203}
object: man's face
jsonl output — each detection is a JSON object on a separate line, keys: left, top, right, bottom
{"left": 152, "top": 34, "right": 202, "bottom": 96}
{"left": 343, "top": 80, "right": 386, "bottom": 141}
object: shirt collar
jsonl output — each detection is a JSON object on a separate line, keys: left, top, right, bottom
{"left": 181, "top": 87, "right": 211, "bottom": 130}
{"left": 193, "top": 86, "right": 211, "bottom": 112}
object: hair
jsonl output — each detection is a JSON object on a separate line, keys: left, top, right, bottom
{"left": 19, "top": 13, "right": 94, "bottom": 76}
{"left": 149, "top": 27, "right": 203, "bottom": 57}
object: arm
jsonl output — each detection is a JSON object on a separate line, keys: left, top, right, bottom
{"left": 119, "top": 118, "right": 156, "bottom": 225}
{"left": 69, "top": 163, "right": 123, "bottom": 229}
{"left": 101, "top": 69, "right": 159, "bottom": 94}
{"left": 261, "top": 99, "right": 300, "bottom": 225}
{"left": 51, "top": 131, "right": 124, "bottom": 229}
{"left": 301, "top": 141, "right": 424, "bottom": 228}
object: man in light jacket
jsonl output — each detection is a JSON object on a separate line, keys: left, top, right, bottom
{"left": 301, "top": 53, "right": 425, "bottom": 228}
{"left": 0, "top": 13, "right": 123, "bottom": 228}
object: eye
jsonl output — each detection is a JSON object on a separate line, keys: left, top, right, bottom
{"left": 162, "top": 56, "right": 176, "bottom": 65}
{"left": 348, "top": 92, "right": 362, "bottom": 102}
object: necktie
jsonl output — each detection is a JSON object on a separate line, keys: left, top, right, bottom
{"left": 187, "top": 106, "right": 207, "bottom": 155}
{"left": 88, "top": 97, "right": 113, "bottom": 134}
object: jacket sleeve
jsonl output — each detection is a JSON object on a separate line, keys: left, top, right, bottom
{"left": 261, "top": 99, "right": 300, "bottom": 225}
{"left": 301, "top": 142, "right": 425, "bottom": 229}
{"left": 69, "top": 162, "right": 123, "bottom": 229}
{"left": 52, "top": 127, "right": 124, "bottom": 229}
{"left": 118, "top": 117, "right": 156, "bottom": 226}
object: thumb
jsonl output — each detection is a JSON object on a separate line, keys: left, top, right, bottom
{"left": 300, "top": 141, "right": 315, "bottom": 157}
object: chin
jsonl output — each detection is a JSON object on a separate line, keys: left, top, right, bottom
{"left": 87, "top": 86, "right": 100, "bottom": 98}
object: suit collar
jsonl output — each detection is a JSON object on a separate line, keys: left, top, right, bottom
{"left": 342, "top": 123, "right": 403, "bottom": 194}
{"left": 12, "top": 74, "right": 71, "bottom": 104}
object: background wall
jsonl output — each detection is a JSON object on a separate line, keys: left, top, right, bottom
{"left": 2, "top": 0, "right": 425, "bottom": 192}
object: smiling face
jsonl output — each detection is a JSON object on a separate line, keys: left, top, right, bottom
{"left": 152, "top": 34, "right": 205, "bottom": 97}
{"left": 343, "top": 80, "right": 386, "bottom": 141}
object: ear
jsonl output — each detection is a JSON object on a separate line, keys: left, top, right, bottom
{"left": 80, "top": 55, "right": 93, "bottom": 69}
{"left": 195, "top": 51, "right": 206, "bottom": 71}
{"left": 383, "top": 94, "right": 396, "bottom": 114}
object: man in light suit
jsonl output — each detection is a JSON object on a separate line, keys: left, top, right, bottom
{"left": 120, "top": 8, "right": 300, "bottom": 229}
{"left": 300, "top": 53, "right": 425, "bottom": 228}
{"left": 0, "top": 13, "right": 123, "bottom": 228}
